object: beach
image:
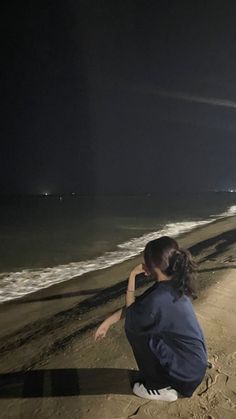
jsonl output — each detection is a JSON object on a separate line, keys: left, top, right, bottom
{"left": 0, "top": 214, "right": 236, "bottom": 418}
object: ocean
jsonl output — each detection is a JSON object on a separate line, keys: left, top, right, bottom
{"left": 0, "top": 191, "right": 235, "bottom": 303}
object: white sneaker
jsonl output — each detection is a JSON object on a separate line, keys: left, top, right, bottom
{"left": 133, "top": 382, "right": 178, "bottom": 401}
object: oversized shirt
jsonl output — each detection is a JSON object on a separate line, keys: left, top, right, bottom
{"left": 124, "top": 279, "right": 208, "bottom": 396}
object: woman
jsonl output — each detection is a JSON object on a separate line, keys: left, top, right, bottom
{"left": 94, "top": 236, "right": 208, "bottom": 401}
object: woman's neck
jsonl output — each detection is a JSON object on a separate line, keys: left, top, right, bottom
{"left": 156, "top": 273, "right": 173, "bottom": 282}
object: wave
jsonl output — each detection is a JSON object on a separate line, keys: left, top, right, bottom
{"left": 214, "top": 204, "right": 236, "bottom": 217}
{"left": 0, "top": 205, "right": 235, "bottom": 303}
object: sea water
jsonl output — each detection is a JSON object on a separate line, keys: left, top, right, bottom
{"left": 0, "top": 191, "right": 235, "bottom": 303}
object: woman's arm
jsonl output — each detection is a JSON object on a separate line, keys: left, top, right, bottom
{"left": 94, "top": 263, "right": 147, "bottom": 341}
{"left": 126, "top": 263, "right": 147, "bottom": 307}
{"left": 126, "top": 271, "right": 136, "bottom": 307}
{"left": 94, "top": 307, "right": 126, "bottom": 341}
{"left": 106, "top": 307, "right": 124, "bottom": 325}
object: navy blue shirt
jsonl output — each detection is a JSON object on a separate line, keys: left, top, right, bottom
{"left": 125, "top": 279, "right": 208, "bottom": 395}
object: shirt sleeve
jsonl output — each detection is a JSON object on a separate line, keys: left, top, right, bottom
{"left": 125, "top": 298, "right": 157, "bottom": 335}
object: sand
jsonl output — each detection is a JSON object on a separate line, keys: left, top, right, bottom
{"left": 0, "top": 215, "right": 236, "bottom": 418}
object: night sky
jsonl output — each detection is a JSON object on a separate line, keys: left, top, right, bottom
{"left": 1, "top": 1, "right": 236, "bottom": 194}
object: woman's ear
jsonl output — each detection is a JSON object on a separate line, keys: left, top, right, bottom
{"left": 142, "top": 263, "right": 150, "bottom": 276}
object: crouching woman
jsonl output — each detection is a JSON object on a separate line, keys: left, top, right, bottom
{"left": 94, "top": 236, "right": 208, "bottom": 401}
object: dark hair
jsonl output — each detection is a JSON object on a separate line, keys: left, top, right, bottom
{"left": 143, "top": 236, "right": 198, "bottom": 299}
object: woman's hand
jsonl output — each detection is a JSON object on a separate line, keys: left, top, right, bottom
{"left": 126, "top": 263, "right": 147, "bottom": 307}
{"left": 130, "top": 263, "right": 149, "bottom": 277}
{"left": 94, "top": 320, "right": 110, "bottom": 342}
{"left": 94, "top": 309, "right": 123, "bottom": 342}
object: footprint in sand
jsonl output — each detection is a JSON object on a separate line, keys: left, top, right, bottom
{"left": 208, "top": 354, "right": 219, "bottom": 368}
{"left": 226, "top": 376, "right": 236, "bottom": 395}
{"left": 227, "top": 351, "right": 236, "bottom": 365}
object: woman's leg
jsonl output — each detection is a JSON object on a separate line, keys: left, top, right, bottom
{"left": 125, "top": 330, "right": 171, "bottom": 390}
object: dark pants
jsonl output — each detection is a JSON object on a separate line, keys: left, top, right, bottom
{"left": 125, "top": 329, "right": 207, "bottom": 397}
{"left": 125, "top": 329, "right": 171, "bottom": 390}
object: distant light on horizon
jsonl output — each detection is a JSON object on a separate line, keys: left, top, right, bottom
{"left": 213, "top": 188, "right": 236, "bottom": 193}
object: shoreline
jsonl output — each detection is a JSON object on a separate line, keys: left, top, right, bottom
{"left": 0, "top": 216, "right": 236, "bottom": 353}
{"left": 1, "top": 213, "right": 235, "bottom": 306}
{"left": 0, "top": 215, "right": 235, "bottom": 341}
{"left": 0, "top": 211, "right": 235, "bottom": 305}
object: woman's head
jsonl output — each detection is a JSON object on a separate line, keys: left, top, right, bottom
{"left": 143, "top": 236, "right": 198, "bottom": 299}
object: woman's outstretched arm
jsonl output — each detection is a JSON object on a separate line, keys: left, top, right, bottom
{"left": 107, "top": 306, "right": 126, "bottom": 323}
{"left": 94, "top": 306, "right": 126, "bottom": 341}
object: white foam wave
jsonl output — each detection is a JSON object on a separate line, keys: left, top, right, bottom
{"left": 0, "top": 205, "right": 235, "bottom": 303}
{"left": 214, "top": 204, "right": 236, "bottom": 217}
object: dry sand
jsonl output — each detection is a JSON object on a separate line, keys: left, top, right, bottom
{"left": 0, "top": 215, "right": 236, "bottom": 418}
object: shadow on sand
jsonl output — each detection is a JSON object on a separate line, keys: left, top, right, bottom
{"left": 0, "top": 368, "right": 140, "bottom": 398}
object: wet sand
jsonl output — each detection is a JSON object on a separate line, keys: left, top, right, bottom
{"left": 0, "top": 215, "right": 236, "bottom": 418}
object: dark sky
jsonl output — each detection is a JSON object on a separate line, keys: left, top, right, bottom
{"left": 1, "top": 1, "right": 236, "bottom": 194}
